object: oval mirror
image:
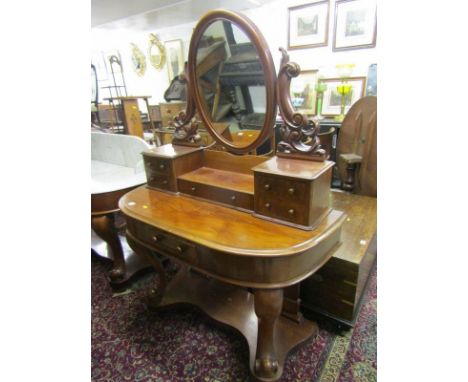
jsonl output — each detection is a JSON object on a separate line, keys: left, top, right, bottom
{"left": 148, "top": 33, "right": 166, "bottom": 71}
{"left": 188, "top": 10, "right": 277, "bottom": 154}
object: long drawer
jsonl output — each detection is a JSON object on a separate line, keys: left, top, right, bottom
{"left": 178, "top": 179, "right": 253, "bottom": 211}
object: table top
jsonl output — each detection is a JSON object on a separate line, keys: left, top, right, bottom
{"left": 119, "top": 186, "right": 346, "bottom": 256}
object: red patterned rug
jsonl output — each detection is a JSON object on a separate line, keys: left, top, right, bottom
{"left": 92, "top": 256, "right": 376, "bottom": 381}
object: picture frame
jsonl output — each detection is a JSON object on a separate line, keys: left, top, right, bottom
{"left": 165, "top": 39, "right": 184, "bottom": 81}
{"left": 290, "top": 69, "right": 319, "bottom": 115}
{"left": 130, "top": 43, "right": 146, "bottom": 77}
{"left": 333, "top": 0, "right": 377, "bottom": 51}
{"left": 288, "top": 1, "right": 330, "bottom": 50}
{"left": 318, "top": 76, "right": 366, "bottom": 116}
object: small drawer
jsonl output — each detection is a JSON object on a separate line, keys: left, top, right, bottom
{"left": 144, "top": 157, "right": 172, "bottom": 175}
{"left": 178, "top": 179, "right": 253, "bottom": 210}
{"left": 256, "top": 175, "right": 308, "bottom": 203}
{"left": 147, "top": 173, "right": 175, "bottom": 192}
{"left": 135, "top": 221, "right": 198, "bottom": 265}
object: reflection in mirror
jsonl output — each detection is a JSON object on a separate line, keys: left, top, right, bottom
{"left": 196, "top": 20, "right": 266, "bottom": 148}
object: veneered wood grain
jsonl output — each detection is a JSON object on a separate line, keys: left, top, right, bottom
{"left": 119, "top": 186, "right": 345, "bottom": 256}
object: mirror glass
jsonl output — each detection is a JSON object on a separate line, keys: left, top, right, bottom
{"left": 195, "top": 20, "right": 267, "bottom": 148}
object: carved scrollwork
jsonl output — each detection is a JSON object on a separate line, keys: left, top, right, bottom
{"left": 171, "top": 63, "right": 202, "bottom": 146}
{"left": 276, "top": 48, "right": 326, "bottom": 161}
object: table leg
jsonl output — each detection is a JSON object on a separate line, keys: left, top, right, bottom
{"left": 92, "top": 213, "right": 125, "bottom": 282}
{"left": 254, "top": 288, "right": 283, "bottom": 379}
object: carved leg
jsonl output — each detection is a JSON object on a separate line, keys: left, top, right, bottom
{"left": 254, "top": 288, "right": 283, "bottom": 379}
{"left": 126, "top": 234, "right": 167, "bottom": 309}
{"left": 92, "top": 214, "right": 125, "bottom": 282}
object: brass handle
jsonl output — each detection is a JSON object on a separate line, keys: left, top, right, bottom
{"left": 288, "top": 188, "right": 295, "bottom": 195}
{"left": 265, "top": 202, "right": 271, "bottom": 208}
{"left": 264, "top": 184, "right": 271, "bottom": 190}
{"left": 288, "top": 208, "right": 295, "bottom": 215}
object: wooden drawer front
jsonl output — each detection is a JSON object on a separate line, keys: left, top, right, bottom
{"left": 147, "top": 173, "right": 175, "bottom": 192}
{"left": 144, "top": 156, "right": 172, "bottom": 176}
{"left": 129, "top": 219, "right": 197, "bottom": 265}
{"left": 178, "top": 179, "right": 253, "bottom": 210}
{"left": 255, "top": 175, "right": 309, "bottom": 225}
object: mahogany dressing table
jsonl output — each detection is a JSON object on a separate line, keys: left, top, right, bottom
{"left": 119, "top": 10, "right": 346, "bottom": 381}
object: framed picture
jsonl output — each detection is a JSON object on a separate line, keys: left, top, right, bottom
{"left": 333, "top": 0, "right": 377, "bottom": 51}
{"left": 165, "top": 39, "right": 184, "bottom": 81}
{"left": 318, "top": 77, "right": 366, "bottom": 116}
{"left": 130, "top": 43, "right": 146, "bottom": 77}
{"left": 288, "top": 1, "right": 330, "bottom": 49}
{"left": 290, "top": 69, "right": 319, "bottom": 115}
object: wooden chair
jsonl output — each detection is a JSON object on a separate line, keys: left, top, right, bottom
{"left": 300, "top": 96, "right": 377, "bottom": 327}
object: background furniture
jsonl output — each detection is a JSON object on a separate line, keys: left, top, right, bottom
{"left": 300, "top": 96, "right": 377, "bottom": 326}
{"left": 91, "top": 131, "right": 152, "bottom": 288}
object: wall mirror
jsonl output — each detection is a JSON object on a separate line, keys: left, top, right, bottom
{"left": 148, "top": 33, "right": 166, "bottom": 71}
{"left": 187, "top": 10, "right": 277, "bottom": 154}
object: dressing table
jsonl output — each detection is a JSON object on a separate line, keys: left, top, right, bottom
{"left": 119, "top": 10, "right": 346, "bottom": 381}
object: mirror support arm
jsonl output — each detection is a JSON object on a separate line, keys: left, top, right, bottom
{"left": 276, "top": 48, "right": 326, "bottom": 162}
{"left": 171, "top": 62, "right": 203, "bottom": 146}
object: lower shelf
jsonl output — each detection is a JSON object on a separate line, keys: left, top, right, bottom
{"left": 158, "top": 268, "right": 318, "bottom": 382}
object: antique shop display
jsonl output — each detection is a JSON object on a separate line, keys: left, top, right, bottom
{"left": 119, "top": 9, "right": 347, "bottom": 382}
{"left": 318, "top": 76, "right": 366, "bottom": 117}
{"left": 290, "top": 69, "right": 319, "bottom": 115}
{"left": 130, "top": 43, "right": 147, "bottom": 76}
{"left": 333, "top": 0, "right": 377, "bottom": 51}
{"left": 148, "top": 33, "right": 166, "bottom": 70}
{"left": 165, "top": 39, "right": 184, "bottom": 81}
{"left": 288, "top": 1, "right": 330, "bottom": 49}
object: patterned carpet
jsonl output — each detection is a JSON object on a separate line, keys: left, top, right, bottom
{"left": 91, "top": 256, "right": 376, "bottom": 382}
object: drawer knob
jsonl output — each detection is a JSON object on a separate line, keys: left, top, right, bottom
{"left": 288, "top": 188, "right": 295, "bottom": 195}
{"left": 151, "top": 235, "right": 159, "bottom": 242}
{"left": 288, "top": 208, "right": 295, "bottom": 215}
{"left": 159, "top": 164, "right": 165, "bottom": 170}
{"left": 176, "top": 245, "right": 183, "bottom": 253}
{"left": 191, "top": 186, "right": 196, "bottom": 192}
{"left": 265, "top": 202, "right": 271, "bottom": 208}
{"left": 264, "top": 184, "right": 271, "bottom": 190}
{"left": 162, "top": 180, "right": 168, "bottom": 185}
{"left": 231, "top": 195, "right": 236, "bottom": 201}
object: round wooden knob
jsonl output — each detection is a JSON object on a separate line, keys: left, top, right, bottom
{"left": 162, "top": 180, "right": 168, "bottom": 185}
{"left": 159, "top": 164, "right": 165, "bottom": 170}
{"left": 191, "top": 186, "right": 196, "bottom": 192}
{"left": 152, "top": 235, "right": 158, "bottom": 242}
{"left": 288, "top": 188, "right": 295, "bottom": 195}
{"left": 265, "top": 202, "right": 271, "bottom": 208}
{"left": 176, "top": 245, "right": 183, "bottom": 253}
{"left": 264, "top": 184, "right": 271, "bottom": 190}
{"left": 288, "top": 208, "right": 295, "bottom": 215}
{"left": 231, "top": 195, "right": 236, "bottom": 201}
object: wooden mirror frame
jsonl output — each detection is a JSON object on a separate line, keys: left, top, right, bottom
{"left": 187, "top": 9, "right": 278, "bottom": 155}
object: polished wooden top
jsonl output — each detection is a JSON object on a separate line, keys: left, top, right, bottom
{"left": 143, "top": 143, "right": 203, "bottom": 159}
{"left": 120, "top": 186, "right": 345, "bottom": 256}
{"left": 252, "top": 156, "right": 334, "bottom": 180}
{"left": 330, "top": 190, "right": 376, "bottom": 263}
{"left": 178, "top": 167, "right": 254, "bottom": 194}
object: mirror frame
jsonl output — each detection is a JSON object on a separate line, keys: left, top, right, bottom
{"left": 148, "top": 33, "right": 166, "bottom": 71}
{"left": 187, "top": 9, "right": 277, "bottom": 154}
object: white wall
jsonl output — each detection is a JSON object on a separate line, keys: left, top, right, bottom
{"left": 91, "top": 0, "right": 377, "bottom": 112}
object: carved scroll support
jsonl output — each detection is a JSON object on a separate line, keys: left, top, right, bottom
{"left": 171, "top": 62, "right": 203, "bottom": 147}
{"left": 276, "top": 48, "right": 326, "bottom": 161}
